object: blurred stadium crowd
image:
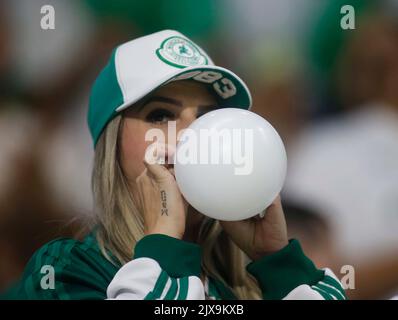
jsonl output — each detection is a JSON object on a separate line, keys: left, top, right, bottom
{"left": 0, "top": 0, "right": 397, "bottom": 299}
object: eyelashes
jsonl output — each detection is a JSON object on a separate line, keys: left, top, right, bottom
{"left": 145, "top": 108, "right": 176, "bottom": 124}
{"left": 144, "top": 107, "right": 217, "bottom": 124}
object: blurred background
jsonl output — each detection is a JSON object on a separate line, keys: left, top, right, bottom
{"left": 0, "top": 0, "right": 397, "bottom": 299}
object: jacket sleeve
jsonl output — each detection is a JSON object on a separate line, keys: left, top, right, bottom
{"left": 106, "top": 234, "right": 205, "bottom": 300}
{"left": 2, "top": 238, "right": 110, "bottom": 300}
{"left": 246, "top": 239, "right": 347, "bottom": 300}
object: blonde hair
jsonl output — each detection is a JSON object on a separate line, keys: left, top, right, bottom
{"left": 91, "top": 114, "right": 262, "bottom": 299}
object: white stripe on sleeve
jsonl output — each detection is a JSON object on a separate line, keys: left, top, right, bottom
{"left": 106, "top": 257, "right": 206, "bottom": 300}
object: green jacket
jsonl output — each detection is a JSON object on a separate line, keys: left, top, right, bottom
{"left": 3, "top": 233, "right": 346, "bottom": 300}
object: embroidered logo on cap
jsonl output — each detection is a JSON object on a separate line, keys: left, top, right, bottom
{"left": 156, "top": 36, "right": 208, "bottom": 68}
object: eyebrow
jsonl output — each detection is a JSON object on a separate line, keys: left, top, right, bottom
{"left": 136, "top": 96, "right": 182, "bottom": 113}
{"left": 135, "top": 95, "right": 217, "bottom": 113}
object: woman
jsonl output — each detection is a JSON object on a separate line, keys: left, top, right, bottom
{"left": 6, "top": 30, "right": 346, "bottom": 300}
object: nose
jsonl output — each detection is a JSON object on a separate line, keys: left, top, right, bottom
{"left": 177, "top": 109, "right": 198, "bottom": 132}
{"left": 166, "top": 108, "right": 198, "bottom": 167}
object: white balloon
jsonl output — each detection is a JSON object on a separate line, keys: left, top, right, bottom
{"left": 174, "top": 108, "right": 287, "bottom": 221}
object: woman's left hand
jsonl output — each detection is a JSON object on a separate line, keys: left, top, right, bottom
{"left": 219, "top": 195, "right": 289, "bottom": 261}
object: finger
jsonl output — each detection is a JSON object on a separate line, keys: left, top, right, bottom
{"left": 264, "top": 195, "right": 283, "bottom": 216}
{"left": 144, "top": 143, "right": 176, "bottom": 165}
{"left": 143, "top": 158, "right": 174, "bottom": 183}
{"left": 262, "top": 195, "right": 287, "bottom": 228}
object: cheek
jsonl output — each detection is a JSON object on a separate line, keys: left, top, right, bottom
{"left": 120, "top": 120, "right": 150, "bottom": 181}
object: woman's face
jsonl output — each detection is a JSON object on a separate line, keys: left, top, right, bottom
{"left": 120, "top": 80, "right": 217, "bottom": 183}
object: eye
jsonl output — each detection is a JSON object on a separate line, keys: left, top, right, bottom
{"left": 145, "top": 108, "right": 175, "bottom": 124}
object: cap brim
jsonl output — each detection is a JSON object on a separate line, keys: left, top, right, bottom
{"left": 115, "top": 65, "right": 252, "bottom": 113}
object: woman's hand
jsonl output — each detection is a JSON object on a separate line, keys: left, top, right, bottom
{"left": 219, "top": 196, "right": 288, "bottom": 261}
{"left": 133, "top": 159, "right": 188, "bottom": 240}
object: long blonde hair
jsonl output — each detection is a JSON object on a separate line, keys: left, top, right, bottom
{"left": 91, "top": 114, "right": 262, "bottom": 299}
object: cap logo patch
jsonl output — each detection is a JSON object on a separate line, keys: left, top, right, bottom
{"left": 156, "top": 36, "right": 208, "bottom": 68}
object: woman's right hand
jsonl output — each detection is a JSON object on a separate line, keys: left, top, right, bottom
{"left": 133, "top": 158, "right": 188, "bottom": 240}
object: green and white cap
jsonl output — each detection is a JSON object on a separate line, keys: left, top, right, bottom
{"left": 88, "top": 29, "right": 252, "bottom": 146}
